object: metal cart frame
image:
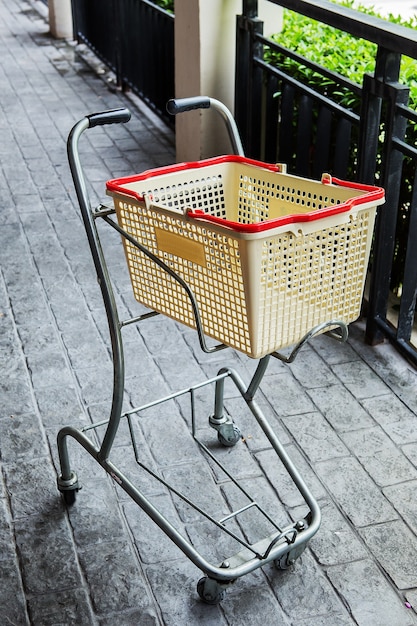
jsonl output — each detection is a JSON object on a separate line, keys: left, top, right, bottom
{"left": 57, "top": 98, "right": 349, "bottom": 604}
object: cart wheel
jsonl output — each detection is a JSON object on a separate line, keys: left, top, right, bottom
{"left": 62, "top": 489, "right": 77, "bottom": 506}
{"left": 274, "top": 542, "right": 307, "bottom": 570}
{"left": 197, "top": 577, "right": 226, "bottom": 604}
{"left": 217, "top": 424, "right": 241, "bottom": 447}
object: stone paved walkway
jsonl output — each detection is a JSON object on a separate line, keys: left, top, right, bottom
{"left": 1, "top": 1, "right": 417, "bottom": 624}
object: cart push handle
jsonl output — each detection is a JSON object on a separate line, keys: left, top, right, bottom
{"left": 87, "top": 108, "right": 131, "bottom": 128}
{"left": 167, "top": 96, "right": 245, "bottom": 157}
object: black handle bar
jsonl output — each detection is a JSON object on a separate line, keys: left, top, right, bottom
{"left": 87, "top": 108, "right": 131, "bottom": 128}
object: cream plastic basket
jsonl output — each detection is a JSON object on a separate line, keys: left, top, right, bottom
{"left": 106, "top": 155, "right": 385, "bottom": 359}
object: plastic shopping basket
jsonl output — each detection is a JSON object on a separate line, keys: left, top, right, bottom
{"left": 106, "top": 155, "right": 385, "bottom": 359}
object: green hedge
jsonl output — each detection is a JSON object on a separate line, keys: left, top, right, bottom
{"left": 268, "top": 0, "right": 417, "bottom": 109}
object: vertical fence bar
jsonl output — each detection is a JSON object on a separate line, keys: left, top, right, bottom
{"left": 312, "top": 105, "right": 332, "bottom": 178}
{"left": 235, "top": 2, "right": 264, "bottom": 157}
{"left": 263, "top": 73, "right": 280, "bottom": 162}
{"left": 295, "top": 95, "right": 313, "bottom": 176}
{"left": 365, "top": 71, "right": 409, "bottom": 344}
{"left": 397, "top": 167, "right": 417, "bottom": 342}
{"left": 278, "top": 83, "right": 295, "bottom": 167}
{"left": 333, "top": 118, "right": 352, "bottom": 179}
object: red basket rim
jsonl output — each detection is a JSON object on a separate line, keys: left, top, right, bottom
{"left": 106, "top": 155, "right": 385, "bottom": 233}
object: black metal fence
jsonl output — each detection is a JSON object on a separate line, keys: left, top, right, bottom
{"left": 236, "top": 0, "right": 417, "bottom": 365}
{"left": 71, "top": 0, "right": 174, "bottom": 124}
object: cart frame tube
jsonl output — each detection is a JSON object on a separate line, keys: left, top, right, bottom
{"left": 64, "top": 118, "right": 125, "bottom": 466}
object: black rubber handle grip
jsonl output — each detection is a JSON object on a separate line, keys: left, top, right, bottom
{"left": 87, "top": 108, "right": 131, "bottom": 128}
{"left": 166, "top": 97, "right": 211, "bottom": 115}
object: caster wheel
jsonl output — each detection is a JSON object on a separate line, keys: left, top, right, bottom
{"left": 62, "top": 489, "right": 77, "bottom": 506}
{"left": 217, "top": 424, "right": 241, "bottom": 447}
{"left": 275, "top": 540, "right": 308, "bottom": 569}
{"left": 197, "top": 577, "right": 226, "bottom": 604}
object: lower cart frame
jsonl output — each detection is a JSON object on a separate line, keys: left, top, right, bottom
{"left": 57, "top": 104, "right": 348, "bottom": 604}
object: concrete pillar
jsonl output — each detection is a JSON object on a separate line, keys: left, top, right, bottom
{"left": 174, "top": 0, "right": 240, "bottom": 162}
{"left": 174, "top": 0, "right": 282, "bottom": 162}
{"left": 49, "top": 0, "right": 73, "bottom": 39}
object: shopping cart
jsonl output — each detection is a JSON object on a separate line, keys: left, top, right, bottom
{"left": 57, "top": 97, "right": 385, "bottom": 604}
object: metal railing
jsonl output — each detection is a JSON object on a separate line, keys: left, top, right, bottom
{"left": 235, "top": 0, "right": 417, "bottom": 365}
{"left": 71, "top": 0, "right": 174, "bottom": 124}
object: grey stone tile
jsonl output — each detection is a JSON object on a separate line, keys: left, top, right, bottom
{"left": 403, "top": 443, "right": 417, "bottom": 468}
{"left": 362, "top": 394, "right": 417, "bottom": 445}
{"left": 350, "top": 332, "right": 417, "bottom": 411}
{"left": 162, "top": 461, "right": 228, "bottom": 524}
{"left": 383, "top": 480, "right": 417, "bottom": 535}
{"left": 14, "top": 511, "right": 82, "bottom": 595}
{"left": 99, "top": 608, "right": 161, "bottom": 626}
{"left": 311, "top": 329, "right": 361, "bottom": 364}
{"left": 404, "top": 590, "right": 417, "bottom": 616}
{"left": 138, "top": 402, "right": 199, "bottom": 468}
{"left": 122, "top": 338, "right": 163, "bottom": 380}
{"left": 359, "top": 520, "right": 417, "bottom": 589}
{"left": 196, "top": 427, "right": 263, "bottom": 482}
{"left": 185, "top": 517, "right": 249, "bottom": 566}
{"left": 304, "top": 498, "right": 368, "bottom": 566}
{"left": 139, "top": 317, "right": 190, "bottom": 356}
{"left": 67, "top": 479, "right": 126, "bottom": 548}
{"left": 126, "top": 371, "right": 172, "bottom": 408}
{"left": 78, "top": 540, "right": 152, "bottom": 615}
{"left": 123, "top": 495, "right": 185, "bottom": 564}
{"left": 331, "top": 360, "right": 390, "bottom": 399}
{"left": 0, "top": 498, "right": 15, "bottom": 562}
{"left": 282, "top": 412, "right": 349, "bottom": 462}
{"left": 155, "top": 351, "right": 207, "bottom": 392}
{"left": 340, "top": 426, "right": 417, "bottom": 486}
{"left": 4, "top": 456, "right": 62, "bottom": 519}
{"left": 27, "top": 588, "right": 94, "bottom": 626}
{"left": 26, "top": 349, "right": 74, "bottom": 390}
{"left": 35, "top": 384, "right": 88, "bottom": 429}
{"left": 107, "top": 440, "right": 167, "bottom": 499}
{"left": 0, "top": 412, "right": 48, "bottom": 462}
{"left": 296, "top": 614, "right": 354, "bottom": 626}
{"left": 361, "top": 392, "right": 417, "bottom": 427}
{"left": 287, "top": 345, "right": 339, "bottom": 388}
{"left": 17, "top": 319, "right": 63, "bottom": 355}
{"left": 0, "top": 559, "right": 29, "bottom": 625}
{"left": 146, "top": 560, "right": 227, "bottom": 626}
{"left": 0, "top": 375, "right": 35, "bottom": 418}
{"left": 315, "top": 457, "right": 398, "bottom": 527}
{"left": 257, "top": 371, "right": 316, "bottom": 417}
{"left": 221, "top": 584, "right": 290, "bottom": 625}
{"left": 61, "top": 329, "right": 110, "bottom": 371}
{"left": 75, "top": 366, "right": 115, "bottom": 406}
{"left": 307, "top": 384, "right": 375, "bottom": 432}
{"left": 383, "top": 419, "right": 417, "bottom": 446}
{"left": 220, "top": 475, "right": 292, "bottom": 545}
{"left": 256, "top": 445, "right": 327, "bottom": 508}
{"left": 265, "top": 551, "right": 346, "bottom": 621}
{"left": 223, "top": 393, "right": 293, "bottom": 450}
{"left": 327, "top": 560, "right": 417, "bottom": 626}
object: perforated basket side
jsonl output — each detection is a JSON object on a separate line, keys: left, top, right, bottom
{"left": 245, "top": 206, "right": 377, "bottom": 356}
{"left": 114, "top": 196, "right": 255, "bottom": 355}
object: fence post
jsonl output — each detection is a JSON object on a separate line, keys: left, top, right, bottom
{"left": 361, "top": 47, "right": 410, "bottom": 345}
{"left": 235, "top": 2, "right": 261, "bottom": 156}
